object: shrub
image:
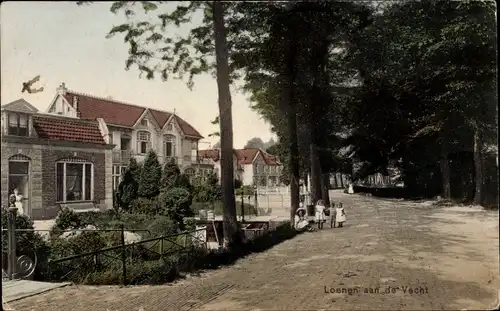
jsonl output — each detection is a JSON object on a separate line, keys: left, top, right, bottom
{"left": 148, "top": 216, "right": 179, "bottom": 238}
{"left": 161, "top": 158, "right": 181, "bottom": 189}
{"left": 138, "top": 151, "right": 162, "bottom": 199}
{"left": 1, "top": 210, "right": 51, "bottom": 280}
{"left": 50, "top": 207, "right": 86, "bottom": 238}
{"left": 131, "top": 197, "right": 154, "bottom": 215}
{"left": 158, "top": 187, "right": 194, "bottom": 229}
{"left": 47, "top": 231, "right": 110, "bottom": 283}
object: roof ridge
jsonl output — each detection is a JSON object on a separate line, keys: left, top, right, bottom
{"left": 34, "top": 112, "right": 99, "bottom": 124}
{"left": 67, "top": 90, "right": 175, "bottom": 115}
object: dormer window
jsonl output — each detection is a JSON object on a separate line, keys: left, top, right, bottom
{"left": 8, "top": 113, "right": 28, "bottom": 136}
{"left": 166, "top": 123, "right": 173, "bottom": 131}
{"left": 141, "top": 119, "right": 148, "bottom": 127}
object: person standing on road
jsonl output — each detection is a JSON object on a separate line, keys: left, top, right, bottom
{"left": 336, "top": 202, "right": 346, "bottom": 227}
{"left": 329, "top": 202, "right": 337, "bottom": 228}
{"left": 315, "top": 200, "right": 326, "bottom": 229}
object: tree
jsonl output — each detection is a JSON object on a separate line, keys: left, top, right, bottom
{"left": 244, "top": 137, "right": 265, "bottom": 149}
{"left": 161, "top": 157, "right": 181, "bottom": 189}
{"left": 212, "top": 1, "right": 240, "bottom": 247}
{"left": 117, "top": 158, "right": 140, "bottom": 211}
{"left": 138, "top": 151, "right": 162, "bottom": 199}
{"left": 157, "top": 188, "right": 194, "bottom": 230}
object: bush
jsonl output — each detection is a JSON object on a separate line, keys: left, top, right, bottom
{"left": 1, "top": 210, "right": 51, "bottom": 280}
{"left": 47, "top": 231, "right": 109, "bottom": 282}
{"left": 131, "top": 197, "right": 154, "bottom": 214}
{"left": 158, "top": 187, "right": 194, "bottom": 229}
{"left": 148, "top": 216, "right": 179, "bottom": 238}
{"left": 49, "top": 207, "right": 87, "bottom": 238}
{"left": 138, "top": 151, "right": 162, "bottom": 199}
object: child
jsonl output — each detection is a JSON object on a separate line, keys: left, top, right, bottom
{"left": 335, "top": 202, "right": 346, "bottom": 227}
{"left": 315, "top": 199, "right": 326, "bottom": 229}
{"left": 329, "top": 202, "right": 337, "bottom": 228}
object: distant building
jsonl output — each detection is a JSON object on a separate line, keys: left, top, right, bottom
{"left": 198, "top": 148, "right": 283, "bottom": 186}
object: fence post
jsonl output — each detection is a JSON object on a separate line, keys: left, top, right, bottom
{"left": 120, "top": 224, "right": 127, "bottom": 286}
{"left": 241, "top": 191, "right": 245, "bottom": 222}
{"left": 7, "top": 207, "right": 18, "bottom": 280}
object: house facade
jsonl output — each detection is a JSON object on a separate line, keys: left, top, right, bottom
{"left": 1, "top": 99, "right": 114, "bottom": 220}
{"left": 198, "top": 148, "right": 282, "bottom": 186}
{"left": 47, "top": 83, "right": 204, "bottom": 190}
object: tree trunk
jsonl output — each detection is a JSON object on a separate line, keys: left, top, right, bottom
{"left": 340, "top": 174, "right": 344, "bottom": 188}
{"left": 288, "top": 106, "right": 300, "bottom": 227}
{"left": 439, "top": 143, "right": 451, "bottom": 199}
{"left": 333, "top": 173, "right": 338, "bottom": 189}
{"left": 473, "top": 127, "right": 484, "bottom": 205}
{"left": 212, "top": 1, "right": 240, "bottom": 247}
{"left": 321, "top": 173, "right": 331, "bottom": 207}
{"left": 309, "top": 143, "right": 322, "bottom": 204}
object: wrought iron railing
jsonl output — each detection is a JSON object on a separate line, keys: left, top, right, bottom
{"left": 47, "top": 227, "right": 207, "bottom": 285}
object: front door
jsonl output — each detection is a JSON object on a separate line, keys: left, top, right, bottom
{"left": 8, "top": 159, "right": 30, "bottom": 217}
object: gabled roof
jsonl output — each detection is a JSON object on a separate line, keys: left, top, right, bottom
{"left": 200, "top": 148, "right": 280, "bottom": 166}
{"left": 62, "top": 91, "right": 203, "bottom": 139}
{"left": 33, "top": 115, "right": 106, "bottom": 145}
{"left": 1, "top": 99, "right": 39, "bottom": 113}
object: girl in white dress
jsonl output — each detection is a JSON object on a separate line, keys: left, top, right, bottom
{"left": 315, "top": 200, "right": 326, "bottom": 229}
{"left": 335, "top": 202, "right": 346, "bottom": 227}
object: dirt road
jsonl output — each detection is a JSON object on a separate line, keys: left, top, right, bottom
{"left": 11, "top": 191, "right": 499, "bottom": 310}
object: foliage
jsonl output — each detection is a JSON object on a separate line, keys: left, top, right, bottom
{"left": 234, "top": 179, "right": 243, "bottom": 190}
{"left": 157, "top": 187, "right": 194, "bottom": 229}
{"left": 117, "top": 158, "right": 140, "bottom": 211}
{"left": 160, "top": 157, "right": 181, "bottom": 189}
{"left": 138, "top": 151, "right": 162, "bottom": 199}
{"left": 1, "top": 210, "right": 51, "bottom": 280}
{"left": 147, "top": 216, "right": 179, "bottom": 237}
{"left": 50, "top": 207, "right": 87, "bottom": 238}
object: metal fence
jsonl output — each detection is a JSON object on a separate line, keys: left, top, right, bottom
{"left": 47, "top": 227, "right": 206, "bottom": 285}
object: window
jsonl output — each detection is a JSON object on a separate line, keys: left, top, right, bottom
{"left": 108, "top": 134, "right": 113, "bottom": 144}
{"left": 163, "top": 134, "right": 176, "bottom": 158}
{"left": 8, "top": 113, "right": 28, "bottom": 136}
{"left": 140, "top": 119, "right": 148, "bottom": 126}
{"left": 137, "top": 131, "right": 151, "bottom": 154}
{"left": 56, "top": 161, "right": 93, "bottom": 202}
{"left": 112, "top": 165, "right": 127, "bottom": 191}
{"left": 270, "top": 166, "right": 276, "bottom": 173}
{"left": 191, "top": 141, "right": 197, "bottom": 150}
{"left": 166, "top": 123, "right": 173, "bottom": 131}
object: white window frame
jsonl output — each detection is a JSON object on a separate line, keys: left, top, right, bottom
{"left": 55, "top": 160, "right": 94, "bottom": 203}
{"left": 137, "top": 131, "right": 151, "bottom": 154}
{"left": 140, "top": 119, "right": 148, "bottom": 126}
{"left": 8, "top": 112, "right": 28, "bottom": 136}
{"left": 112, "top": 165, "right": 127, "bottom": 191}
{"left": 165, "top": 123, "right": 173, "bottom": 131}
{"left": 163, "top": 134, "right": 176, "bottom": 158}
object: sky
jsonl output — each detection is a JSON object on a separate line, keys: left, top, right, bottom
{"left": 0, "top": 1, "right": 275, "bottom": 149}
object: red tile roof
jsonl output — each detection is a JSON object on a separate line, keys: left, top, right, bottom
{"left": 63, "top": 92, "right": 203, "bottom": 138}
{"left": 200, "top": 148, "right": 280, "bottom": 166}
{"left": 33, "top": 115, "right": 106, "bottom": 145}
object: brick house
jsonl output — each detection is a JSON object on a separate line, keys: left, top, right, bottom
{"left": 1, "top": 99, "right": 113, "bottom": 220}
{"left": 47, "top": 83, "right": 204, "bottom": 190}
{"left": 198, "top": 148, "right": 282, "bottom": 186}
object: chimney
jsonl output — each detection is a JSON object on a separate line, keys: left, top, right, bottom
{"left": 73, "top": 95, "right": 80, "bottom": 118}
{"left": 57, "top": 82, "right": 67, "bottom": 95}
